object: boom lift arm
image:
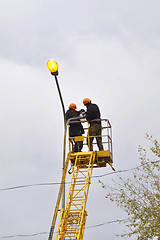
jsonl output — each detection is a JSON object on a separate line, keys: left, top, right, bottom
{"left": 48, "top": 118, "right": 114, "bottom": 240}
{"left": 48, "top": 153, "right": 71, "bottom": 240}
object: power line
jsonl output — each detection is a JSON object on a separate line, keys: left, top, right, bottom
{"left": 85, "top": 218, "right": 128, "bottom": 229}
{"left": 0, "top": 161, "right": 159, "bottom": 239}
{"left": 0, "top": 218, "right": 127, "bottom": 239}
{"left": 92, "top": 159, "right": 160, "bottom": 178}
{"left": 0, "top": 159, "right": 159, "bottom": 192}
{"left": 0, "top": 232, "right": 48, "bottom": 239}
{"left": 0, "top": 182, "right": 63, "bottom": 191}
{"left": 1, "top": 209, "right": 159, "bottom": 238}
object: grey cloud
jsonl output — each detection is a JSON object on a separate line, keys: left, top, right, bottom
{"left": 1, "top": 0, "right": 160, "bottom": 67}
{"left": 89, "top": 0, "right": 160, "bottom": 46}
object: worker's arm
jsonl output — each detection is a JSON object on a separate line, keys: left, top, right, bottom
{"left": 77, "top": 109, "right": 85, "bottom": 115}
{"left": 85, "top": 108, "right": 92, "bottom": 121}
{"left": 65, "top": 110, "right": 72, "bottom": 123}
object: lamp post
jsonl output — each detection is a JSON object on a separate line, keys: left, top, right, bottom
{"left": 47, "top": 60, "right": 66, "bottom": 210}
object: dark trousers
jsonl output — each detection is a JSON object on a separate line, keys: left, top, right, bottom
{"left": 74, "top": 141, "right": 83, "bottom": 152}
{"left": 88, "top": 123, "right": 104, "bottom": 151}
{"left": 70, "top": 133, "right": 83, "bottom": 152}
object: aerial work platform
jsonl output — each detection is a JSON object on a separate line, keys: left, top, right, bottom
{"left": 68, "top": 118, "right": 114, "bottom": 171}
{"left": 48, "top": 119, "right": 114, "bottom": 240}
{"left": 69, "top": 150, "right": 113, "bottom": 169}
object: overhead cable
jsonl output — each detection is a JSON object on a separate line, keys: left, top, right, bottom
{"left": 92, "top": 159, "right": 160, "bottom": 178}
{"left": 0, "top": 159, "right": 159, "bottom": 192}
{"left": 0, "top": 218, "right": 127, "bottom": 239}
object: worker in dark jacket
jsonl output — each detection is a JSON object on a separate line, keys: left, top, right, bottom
{"left": 66, "top": 103, "right": 84, "bottom": 152}
{"left": 83, "top": 98, "right": 104, "bottom": 151}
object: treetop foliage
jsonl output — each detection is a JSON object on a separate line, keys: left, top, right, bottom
{"left": 101, "top": 135, "right": 160, "bottom": 240}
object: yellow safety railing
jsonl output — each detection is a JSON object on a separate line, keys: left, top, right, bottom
{"left": 67, "top": 118, "right": 113, "bottom": 157}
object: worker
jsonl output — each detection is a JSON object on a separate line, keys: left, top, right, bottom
{"left": 83, "top": 98, "right": 104, "bottom": 151}
{"left": 66, "top": 103, "right": 84, "bottom": 152}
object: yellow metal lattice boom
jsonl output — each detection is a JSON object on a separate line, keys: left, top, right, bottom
{"left": 55, "top": 152, "right": 96, "bottom": 240}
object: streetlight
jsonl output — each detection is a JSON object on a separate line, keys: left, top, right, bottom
{"left": 47, "top": 60, "right": 65, "bottom": 120}
{"left": 47, "top": 60, "right": 66, "bottom": 240}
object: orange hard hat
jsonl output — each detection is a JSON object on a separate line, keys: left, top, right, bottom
{"left": 69, "top": 103, "right": 77, "bottom": 109}
{"left": 83, "top": 98, "right": 91, "bottom": 105}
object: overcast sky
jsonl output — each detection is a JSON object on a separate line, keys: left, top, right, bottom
{"left": 0, "top": 0, "right": 160, "bottom": 239}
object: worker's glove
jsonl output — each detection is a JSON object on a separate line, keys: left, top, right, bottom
{"left": 80, "top": 113, "right": 86, "bottom": 118}
{"left": 80, "top": 109, "right": 85, "bottom": 113}
{"left": 79, "top": 112, "right": 86, "bottom": 122}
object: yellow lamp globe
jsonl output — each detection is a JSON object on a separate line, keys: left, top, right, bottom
{"left": 47, "top": 60, "right": 58, "bottom": 74}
